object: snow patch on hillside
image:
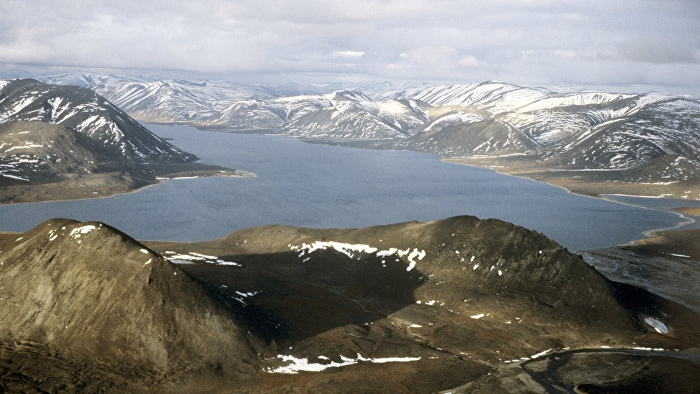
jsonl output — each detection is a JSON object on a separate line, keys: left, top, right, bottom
{"left": 163, "top": 251, "right": 241, "bottom": 266}
{"left": 267, "top": 353, "right": 421, "bottom": 374}
{"left": 644, "top": 317, "right": 668, "bottom": 334}
{"left": 289, "top": 241, "right": 378, "bottom": 258}
{"left": 69, "top": 225, "right": 97, "bottom": 239}
{"left": 289, "top": 242, "right": 426, "bottom": 271}
{"left": 516, "top": 92, "right": 635, "bottom": 113}
{"left": 424, "top": 112, "right": 485, "bottom": 132}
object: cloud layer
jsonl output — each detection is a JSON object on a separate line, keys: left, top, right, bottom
{"left": 2, "top": 0, "right": 699, "bottom": 91}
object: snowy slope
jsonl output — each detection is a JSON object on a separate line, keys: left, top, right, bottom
{"left": 210, "top": 95, "right": 332, "bottom": 130}
{"left": 394, "top": 81, "right": 551, "bottom": 115}
{"left": 395, "top": 82, "right": 700, "bottom": 177}
{"left": 0, "top": 79, "right": 195, "bottom": 163}
{"left": 18, "top": 74, "right": 700, "bottom": 183}
{"left": 42, "top": 74, "right": 259, "bottom": 124}
{"left": 282, "top": 90, "right": 428, "bottom": 139}
{"left": 552, "top": 97, "right": 700, "bottom": 172}
{"left": 41, "top": 73, "right": 355, "bottom": 126}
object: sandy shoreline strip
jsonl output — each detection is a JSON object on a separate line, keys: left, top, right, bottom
{"left": 0, "top": 168, "right": 255, "bottom": 205}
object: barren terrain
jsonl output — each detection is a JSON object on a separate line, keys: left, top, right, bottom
{"left": 445, "top": 156, "right": 700, "bottom": 201}
{"left": 1, "top": 216, "right": 696, "bottom": 393}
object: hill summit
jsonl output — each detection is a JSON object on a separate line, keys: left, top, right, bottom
{"left": 158, "top": 215, "right": 700, "bottom": 393}
{"left": 0, "top": 219, "right": 258, "bottom": 391}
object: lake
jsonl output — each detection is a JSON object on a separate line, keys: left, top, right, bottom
{"left": 1, "top": 124, "right": 698, "bottom": 252}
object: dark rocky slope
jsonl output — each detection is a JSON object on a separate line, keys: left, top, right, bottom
{"left": 153, "top": 216, "right": 700, "bottom": 393}
{"left": 0, "top": 216, "right": 698, "bottom": 393}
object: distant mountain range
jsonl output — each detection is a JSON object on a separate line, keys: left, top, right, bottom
{"left": 0, "top": 79, "right": 239, "bottom": 202}
{"left": 39, "top": 74, "right": 700, "bottom": 194}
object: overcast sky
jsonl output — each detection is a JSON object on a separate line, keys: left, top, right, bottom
{"left": 2, "top": 0, "right": 699, "bottom": 93}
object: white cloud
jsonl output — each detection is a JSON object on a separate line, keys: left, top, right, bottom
{"left": 0, "top": 0, "right": 698, "bottom": 90}
{"left": 332, "top": 51, "right": 366, "bottom": 58}
{"left": 459, "top": 55, "right": 481, "bottom": 67}
{"left": 399, "top": 46, "right": 459, "bottom": 65}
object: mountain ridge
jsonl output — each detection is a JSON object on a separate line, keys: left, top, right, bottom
{"left": 2, "top": 215, "right": 698, "bottom": 392}
{"left": 0, "top": 79, "right": 196, "bottom": 162}
{"left": 0, "top": 79, "right": 246, "bottom": 203}
{"left": 32, "top": 74, "right": 700, "bottom": 199}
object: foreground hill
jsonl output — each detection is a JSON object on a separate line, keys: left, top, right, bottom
{"left": 0, "top": 79, "right": 244, "bottom": 203}
{"left": 39, "top": 74, "right": 700, "bottom": 199}
{"left": 0, "top": 219, "right": 259, "bottom": 392}
{"left": 153, "top": 216, "right": 700, "bottom": 393}
{"left": 2, "top": 216, "right": 696, "bottom": 392}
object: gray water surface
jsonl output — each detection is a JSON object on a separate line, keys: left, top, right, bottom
{"left": 1, "top": 124, "right": 697, "bottom": 252}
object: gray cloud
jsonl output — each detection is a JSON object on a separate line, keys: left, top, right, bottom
{"left": 617, "top": 40, "right": 698, "bottom": 64}
{"left": 1, "top": 0, "right": 699, "bottom": 92}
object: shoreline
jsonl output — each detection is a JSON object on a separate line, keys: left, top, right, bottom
{"left": 443, "top": 156, "right": 700, "bottom": 202}
{"left": 441, "top": 155, "right": 700, "bottom": 235}
{"left": 0, "top": 168, "right": 255, "bottom": 206}
{"left": 301, "top": 133, "right": 700, "bottom": 206}
{"left": 599, "top": 194, "right": 698, "bottom": 240}
{"left": 186, "top": 125, "right": 700, "bottom": 203}
{"left": 1, "top": 128, "right": 697, "bottom": 251}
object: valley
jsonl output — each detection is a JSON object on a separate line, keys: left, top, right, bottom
{"left": 3, "top": 76, "right": 698, "bottom": 203}
{"left": 2, "top": 124, "right": 696, "bottom": 253}
{"left": 0, "top": 75, "right": 698, "bottom": 393}
{"left": 37, "top": 74, "right": 700, "bottom": 201}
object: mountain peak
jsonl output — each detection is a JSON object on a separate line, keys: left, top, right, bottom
{"left": 0, "top": 79, "right": 245, "bottom": 203}
{"left": 0, "top": 219, "right": 258, "bottom": 379}
{"left": 0, "top": 79, "right": 196, "bottom": 163}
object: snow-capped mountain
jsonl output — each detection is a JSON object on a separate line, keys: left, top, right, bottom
{"left": 40, "top": 73, "right": 363, "bottom": 126}
{"left": 30, "top": 74, "right": 700, "bottom": 185}
{"left": 40, "top": 74, "right": 261, "bottom": 125}
{"left": 0, "top": 79, "right": 215, "bottom": 192}
{"left": 392, "top": 82, "right": 700, "bottom": 183}
{"left": 209, "top": 94, "right": 330, "bottom": 130}
{"left": 405, "top": 113, "right": 540, "bottom": 157}
{"left": 0, "top": 79, "right": 195, "bottom": 162}
{"left": 281, "top": 90, "right": 428, "bottom": 139}
{"left": 43, "top": 74, "right": 430, "bottom": 139}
